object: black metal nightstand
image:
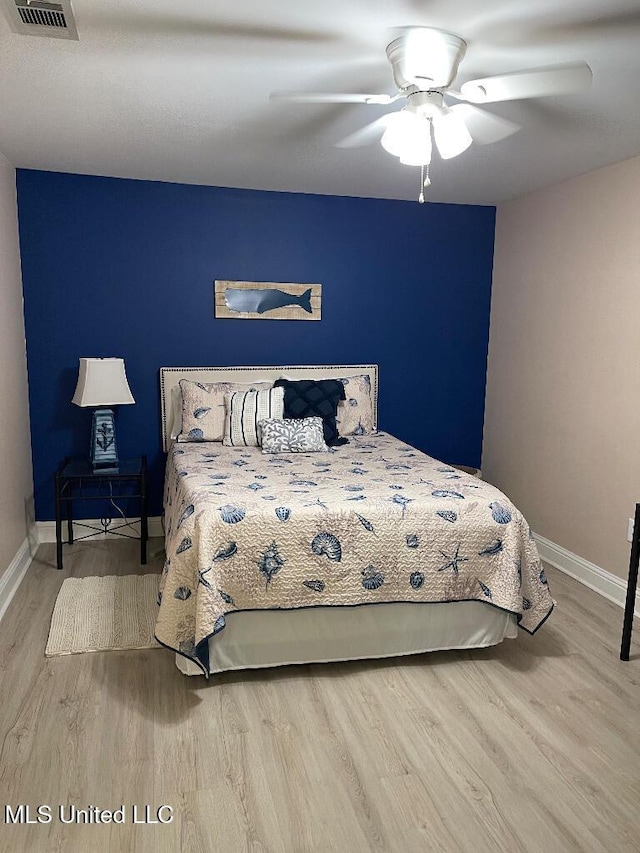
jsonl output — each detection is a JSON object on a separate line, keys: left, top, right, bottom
{"left": 54, "top": 456, "right": 148, "bottom": 570}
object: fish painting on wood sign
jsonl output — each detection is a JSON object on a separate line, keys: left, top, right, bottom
{"left": 214, "top": 280, "right": 322, "bottom": 320}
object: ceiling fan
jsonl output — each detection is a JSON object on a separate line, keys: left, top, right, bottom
{"left": 271, "top": 27, "right": 592, "bottom": 201}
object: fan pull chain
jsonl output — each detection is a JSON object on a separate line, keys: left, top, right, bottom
{"left": 418, "top": 164, "right": 431, "bottom": 204}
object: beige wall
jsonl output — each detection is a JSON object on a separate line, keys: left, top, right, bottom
{"left": 483, "top": 154, "right": 640, "bottom": 580}
{"left": 0, "top": 152, "right": 34, "bottom": 576}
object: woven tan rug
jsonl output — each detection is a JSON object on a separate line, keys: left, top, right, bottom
{"left": 45, "top": 574, "right": 161, "bottom": 657}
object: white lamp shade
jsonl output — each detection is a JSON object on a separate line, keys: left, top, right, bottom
{"left": 433, "top": 110, "right": 473, "bottom": 159}
{"left": 380, "top": 110, "right": 421, "bottom": 157}
{"left": 381, "top": 111, "right": 433, "bottom": 166}
{"left": 398, "top": 121, "right": 433, "bottom": 166}
{"left": 72, "top": 358, "right": 135, "bottom": 407}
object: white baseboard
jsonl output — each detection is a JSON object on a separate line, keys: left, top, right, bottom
{"left": 37, "top": 516, "right": 164, "bottom": 543}
{"left": 0, "top": 516, "right": 164, "bottom": 625}
{"left": 0, "top": 532, "right": 36, "bottom": 623}
{"left": 534, "top": 533, "right": 640, "bottom": 618}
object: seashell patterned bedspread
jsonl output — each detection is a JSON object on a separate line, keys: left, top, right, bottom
{"left": 155, "top": 432, "right": 554, "bottom": 674}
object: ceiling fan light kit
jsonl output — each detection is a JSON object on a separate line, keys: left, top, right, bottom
{"left": 380, "top": 92, "right": 472, "bottom": 171}
{"left": 271, "top": 26, "right": 592, "bottom": 202}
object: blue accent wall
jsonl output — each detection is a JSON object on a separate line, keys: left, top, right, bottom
{"left": 17, "top": 170, "right": 495, "bottom": 521}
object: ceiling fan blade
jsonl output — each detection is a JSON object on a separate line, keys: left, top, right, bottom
{"left": 270, "top": 91, "right": 395, "bottom": 105}
{"left": 88, "top": 10, "right": 340, "bottom": 45}
{"left": 478, "top": 9, "right": 640, "bottom": 47}
{"left": 335, "top": 115, "right": 392, "bottom": 148}
{"left": 460, "top": 62, "right": 592, "bottom": 104}
{"left": 449, "top": 104, "right": 521, "bottom": 144}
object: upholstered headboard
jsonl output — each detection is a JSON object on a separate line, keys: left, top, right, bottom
{"left": 159, "top": 364, "right": 379, "bottom": 452}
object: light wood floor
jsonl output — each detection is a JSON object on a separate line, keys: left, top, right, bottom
{"left": 0, "top": 539, "right": 638, "bottom": 853}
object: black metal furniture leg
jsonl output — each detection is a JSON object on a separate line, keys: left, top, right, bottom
{"left": 141, "top": 454, "right": 148, "bottom": 565}
{"left": 55, "top": 467, "right": 63, "bottom": 570}
{"left": 620, "top": 502, "right": 640, "bottom": 660}
{"left": 67, "top": 481, "right": 74, "bottom": 545}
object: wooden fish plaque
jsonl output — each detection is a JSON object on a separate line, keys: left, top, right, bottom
{"left": 214, "top": 281, "right": 322, "bottom": 321}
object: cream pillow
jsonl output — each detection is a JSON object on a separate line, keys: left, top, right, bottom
{"left": 177, "top": 379, "right": 272, "bottom": 442}
{"left": 335, "top": 374, "right": 376, "bottom": 436}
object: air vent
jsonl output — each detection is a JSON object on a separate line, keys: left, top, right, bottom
{"left": 4, "top": 0, "right": 78, "bottom": 39}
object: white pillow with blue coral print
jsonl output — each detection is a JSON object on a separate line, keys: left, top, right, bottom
{"left": 259, "top": 417, "right": 329, "bottom": 453}
{"left": 178, "top": 379, "right": 272, "bottom": 442}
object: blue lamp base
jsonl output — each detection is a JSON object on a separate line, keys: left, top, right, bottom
{"left": 91, "top": 407, "right": 119, "bottom": 471}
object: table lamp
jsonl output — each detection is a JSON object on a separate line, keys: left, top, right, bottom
{"left": 72, "top": 357, "right": 135, "bottom": 470}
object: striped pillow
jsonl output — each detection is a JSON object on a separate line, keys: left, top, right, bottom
{"left": 222, "top": 386, "right": 285, "bottom": 447}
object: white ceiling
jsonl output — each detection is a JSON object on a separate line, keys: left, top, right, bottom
{"left": 1, "top": 0, "right": 640, "bottom": 205}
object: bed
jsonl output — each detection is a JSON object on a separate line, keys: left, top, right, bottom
{"left": 155, "top": 365, "right": 553, "bottom": 676}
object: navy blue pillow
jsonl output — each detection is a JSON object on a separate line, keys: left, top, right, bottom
{"left": 273, "top": 379, "right": 348, "bottom": 447}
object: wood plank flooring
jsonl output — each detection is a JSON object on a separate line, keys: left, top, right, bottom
{"left": 0, "top": 539, "right": 638, "bottom": 852}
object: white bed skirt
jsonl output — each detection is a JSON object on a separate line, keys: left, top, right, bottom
{"left": 175, "top": 600, "right": 518, "bottom": 676}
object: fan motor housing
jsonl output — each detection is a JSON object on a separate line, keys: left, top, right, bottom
{"left": 386, "top": 28, "right": 466, "bottom": 91}
{"left": 405, "top": 91, "right": 445, "bottom": 118}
